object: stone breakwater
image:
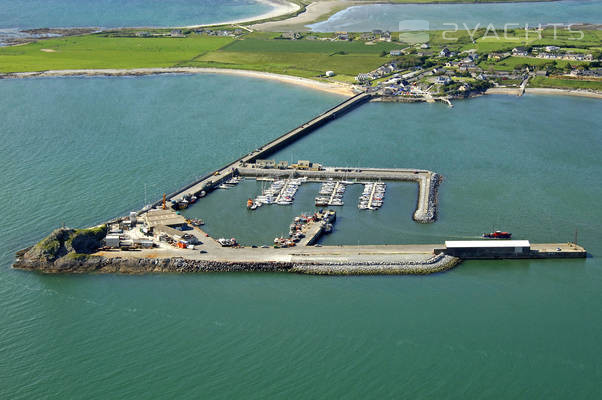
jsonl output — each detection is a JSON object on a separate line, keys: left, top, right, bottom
{"left": 413, "top": 173, "right": 441, "bottom": 223}
{"left": 291, "top": 254, "right": 460, "bottom": 275}
{"left": 13, "top": 252, "right": 460, "bottom": 276}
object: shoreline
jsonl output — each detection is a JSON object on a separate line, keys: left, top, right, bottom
{"left": 486, "top": 87, "right": 602, "bottom": 100}
{"left": 184, "top": 0, "right": 301, "bottom": 28}
{"left": 3, "top": 68, "right": 601, "bottom": 101}
{"left": 250, "top": 0, "right": 560, "bottom": 31}
{"left": 0, "top": 67, "right": 356, "bottom": 97}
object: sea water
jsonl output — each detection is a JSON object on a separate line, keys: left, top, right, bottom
{"left": 309, "top": 0, "right": 602, "bottom": 32}
{"left": 1, "top": 75, "right": 601, "bottom": 399}
{"left": 0, "top": 0, "right": 274, "bottom": 29}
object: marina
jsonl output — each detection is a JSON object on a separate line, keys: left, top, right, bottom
{"left": 358, "top": 182, "right": 386, "bottom": 210}
{"left": 315, "top": 180, "right": 347, "bottom": 207}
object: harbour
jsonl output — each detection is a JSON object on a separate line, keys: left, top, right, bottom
{"left": 14, "top": 84, "right": 589, "bottom": 273}
{"left": 2, "top": 74, "right": 601, "bottom": 400}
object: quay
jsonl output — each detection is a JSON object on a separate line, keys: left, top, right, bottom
{"left": 154, "top": 92, "right": 373, "bottom": 209}
{"left": 237, "top": 165, "right": 441, "bottom": 223}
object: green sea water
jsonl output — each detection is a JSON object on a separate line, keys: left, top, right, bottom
{"left": 1, "top": 75, "right": 601, "bottom": 398}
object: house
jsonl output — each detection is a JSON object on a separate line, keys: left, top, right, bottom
{"left": 336, "top": 32, "right": 349, "bottom": 41}
{"left": 390, "top": 50, "right": 403, "bottom": 56}
{"left": 420, "top": 43, "right": 430, "bottom": 49}
{"left": 170, "top": 30, "right": 184, "bottom": 37}
{"left": 488, "top": 52, "right": 510, "bottom": 61}
{"left": 439, "top": 47, "right": 452, "bottom": 57}
{"left": 545, "top": 45, "right": 560, "bottom": 52}
{"left": 360, "top": 33, "right": 375, "bottom": 41}
{"left": 356, "top": 73, "right": 373, "bottom": 83}
{"left": 535, "top": 70, "right": 548, "bottom": 77}
{"left": 458, "top": 83, "right": 471, "bottom": 92}
{"left": 135, "top": 31, "right": 150, "bottom": 37}
{"left": 256, "top": 159, "right": 276, "bottom": 168}
{"left": 435, "top": 76, "right": 452, "bottom": 85}
{"left": 281, "top": 32, "right": 302, "bottom": 40}
{"left": 512, "top": 47, "right": 529, "bottom": 57}
{"left": 325, "top": 70, "right": 335, "bottom": 77}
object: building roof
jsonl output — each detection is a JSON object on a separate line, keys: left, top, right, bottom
{"left": 143, "top": 209, "right": 187, "bottom": 228}
{"left": 445, "top": 240, "right": 530, "bottom": 248}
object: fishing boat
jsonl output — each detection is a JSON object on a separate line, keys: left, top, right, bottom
{"left": 482, "top": 231, "right": 512, "bottom": 239}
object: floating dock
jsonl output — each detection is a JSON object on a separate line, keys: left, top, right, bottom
{"left": 238, "top": 165, "right": 441, "bottom": 223}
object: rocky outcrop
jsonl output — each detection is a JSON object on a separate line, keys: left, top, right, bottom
{"left": 17, "top": 225, "right": 107, "bottom": 266}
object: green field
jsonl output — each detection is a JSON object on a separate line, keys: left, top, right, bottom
{"left": 0, "top": 33, "right": 408, "bottom": 82}
{"left": 529, "top": 76, "right": 602, "bottom": 91}
{"left": 479, "top": 56, "right": 588, "bottom": 71}
{"left": 181, "top": 37, "right": 404, "bottom": 81}
{"left": 0, "top": 35, "right": 234, "bottom": 73}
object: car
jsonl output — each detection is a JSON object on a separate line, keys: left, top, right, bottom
{"left": 251, "top": 245, "right": 258, "bottom": 248}
{"left": 199, "top": 250, "right": 207, "bottom": 254}
{"left": 260, "top": 245, "right": 269, "bottom": 248}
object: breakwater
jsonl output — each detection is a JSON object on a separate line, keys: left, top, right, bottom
{"left": 13, "top": 251, "right": 461, "bottom": 275}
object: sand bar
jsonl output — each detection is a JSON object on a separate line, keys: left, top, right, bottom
{"left": 186, "top": 0, "right": 300, "bottom": 28}
{"left": 251, "top": 1, "right": 358, "bottom": 32}
{"left": 0, "top": 67, "right": 356, "bottom": 96}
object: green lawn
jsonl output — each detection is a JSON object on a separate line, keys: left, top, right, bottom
{"left": 0, "top": 34, "right": 234, "bottom": 73}
{"left": 530, "top": 76, "right": 602, "bottom": 91}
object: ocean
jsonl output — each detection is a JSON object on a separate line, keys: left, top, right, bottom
{"left": 1, "top": 74, "right": 601, "bottom": 398}
{"left": 309, "top": 0, "right": 602, "bottom": 32}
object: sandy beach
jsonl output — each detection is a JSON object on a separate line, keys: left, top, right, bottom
{"left": 487, "top": 87, "right": 602, "bottom": 100}
{"left": 186, "top": 0, "right": 300, "bottom": 28}
{"left": 524, "top": 87, "right": 602, "bottom": 100}
{"left": 251, "top": 1, "right": 358, "bottom": 32}
{"left": 0, "top": 67, "right": 356, "bottom": 96}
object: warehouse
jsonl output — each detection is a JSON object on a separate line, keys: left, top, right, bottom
{"left": 442, "top": 240, "right": 531, "bottom": 259}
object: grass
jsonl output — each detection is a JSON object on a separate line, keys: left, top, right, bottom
{"left": 0, "top": 33, "right": 402, "bottom": 81}
{"left": 180, "top": 38, "right": 404, "bottom": 81}
{"left": 530, "top": 76, "right": 602, "bottom": 91}
{"left": 0, "top": 34, "right": 234, "bottom": 73}
{"left": 479, "top": 56, "right": 588, "bottom": 71}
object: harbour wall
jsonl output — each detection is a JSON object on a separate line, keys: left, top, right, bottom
{"left": 13, "top": 253, "right": 461, "bottom": 275}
